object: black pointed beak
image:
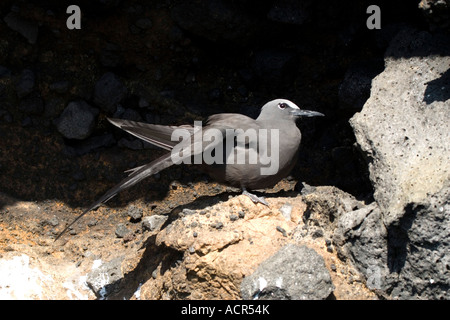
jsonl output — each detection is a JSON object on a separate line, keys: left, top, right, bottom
{"left": 290, "top": 109, "right": 324, "bottom": 117}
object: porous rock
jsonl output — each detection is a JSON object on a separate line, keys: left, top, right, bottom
{"left": 349, "top": 27, "right": 450, "bottom": 299}
{"left": 55, "top": 101, "right": 99, "bottom": 140}
{"left": 86, "top": 257, "right": 124, "bottom": 299}
{"left": 93, "top": 72, "right": 127, "bottom": 114}
{"left": 4, "top": 12, "right": 38, "bottom": 44}
{"left": 241, "top": 244, "right": 334, "bottom": 300}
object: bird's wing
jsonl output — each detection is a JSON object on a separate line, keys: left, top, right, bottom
{"left": 205, "top": 113, "right": 262, "bottom": 151}
{"left": 56, "top": 152, "right": 174, "bottom": 240}
{"left": 109, "top": 115, "right": 259, "bottom": 156}
{"left": 108, "top": 118, "right": 194, "bottom": 151}
{"left": 205, "top": 113, "right": 259, "bottom": 130}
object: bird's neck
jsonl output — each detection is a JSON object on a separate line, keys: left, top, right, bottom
{"left": 256, "top": 118, "right": 297, "bottom": 129}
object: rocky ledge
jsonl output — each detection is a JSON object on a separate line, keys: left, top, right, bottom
{"left": 0, "top": 185, "right": 377, "bottom": 300}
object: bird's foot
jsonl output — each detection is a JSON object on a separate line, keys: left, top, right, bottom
{"left": 242, "top": 190, "right": 269, "bottom": 206}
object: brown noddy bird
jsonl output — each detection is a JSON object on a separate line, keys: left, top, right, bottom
{"left": 56, "top": 99, "right": 323, "bottom": 240}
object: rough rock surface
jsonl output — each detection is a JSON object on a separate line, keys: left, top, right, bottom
{"left": 351, "top": 28, "right": 450, "bottom": 226}
{"left": 0, "top": 185, "right": 376, "bottom": 300}
{"left": 419, "top": 0, "right": 450, "bottom": 33}
{"left": 349, "top": 27, "right": 450, "bottom": 299}
{"left": 86, "top": 256, "right": 124, "bottom": 299}
{"left": 134, "top": 188, "right": 375, "bottom": 300}
{"left": 15, "top": 69, "right": 35, "bottom": 98}
{"left": 54, "top": 101, "right": 99, "bottom": 140}
{"left": 3, "top": 12, "right": 38, "bottom": 44}
{"left": 144, "top": 195, "right": 305, "bottom": 299}
{"left": 241, "top": 244, "right": 334, "bottom": 300}
{"left": 93, "top": 72, "right": 127, "bottom": 114}
{"left": 333, "top": 202, "right": 390, "bottom": 292}
{"left": 388, "top": 182, "right": 450, "bottom": 299}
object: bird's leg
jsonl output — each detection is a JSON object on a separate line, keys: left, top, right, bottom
{"left": 242, "top": 188, "right": 269, "bottom": 206}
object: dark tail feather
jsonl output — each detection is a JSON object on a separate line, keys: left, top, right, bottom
{"left": 55, "top": 153, "right": 174, "bottom": 241}
{"left": 107, "top": 118, "right": 194, "bottom": 151}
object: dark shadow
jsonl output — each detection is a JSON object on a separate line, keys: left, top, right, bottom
{"left": 0, "top": 121, "right": 221, "bottom": 213}
{"left": 384, "top": 29, "right": 450, "bottom": 59}
{"left": 326, "top": 292, "right": 337, "bottom": 300}
{"left": 104, "top": 192, "right": 234, "bottom": 300}
{"left": 160, "top": 193, "right": 232, "bottom": 229}
{"left": 423, "top": 68, "right": 450, "bottom": 104}
{"left": 106, "top": 234, "right": 183, "bottom": 300}
{"left": 386, "top": 203, "right": 419, "bottom": 273}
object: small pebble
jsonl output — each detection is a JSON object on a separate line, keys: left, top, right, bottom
{"left": 211, "top": 221, "right": 223, "bottom": 229}
{"left": 123, "top": 232, "right": 135, "bottom": 243}
{"left": 311, "top": 228, "right": 324, "bottom": 239}
{"left": 48, "top": 216, "right": 59, "bottom": 227}
{"left": 182, "top": 208, "right": 196, "bottom": 216}
{"left": 279, "top": 203, "right": 292, "bottom": 221}
{"left": 115, "top": 223, "right": 130, "bottom": 238}
{"left": 128, "top": 205, "right": 143, "bottom": 222}
{"left": 276, "top": 226, "right": 287, "bottom": 237}
{"left": 325, "top": 238, "right": 333, "bottom": 252}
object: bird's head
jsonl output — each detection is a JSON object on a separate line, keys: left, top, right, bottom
{"left": 257, "top": 99, "right": 324, "bottom": 121}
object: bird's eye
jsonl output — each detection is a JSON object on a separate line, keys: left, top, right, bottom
{"left": 278, "top": 103, "right": 288, "bottom": 109}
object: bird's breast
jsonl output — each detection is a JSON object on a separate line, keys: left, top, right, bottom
{"left": 217, "top": 122, "right": 301, "bottom": 189}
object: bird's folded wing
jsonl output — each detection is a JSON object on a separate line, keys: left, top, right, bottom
{"left": 204, "top": 113, "right": 262, "bottom": 151}
{"left": 205, "top": 113, "right": 260, "bottom": 131}
{"left": 108, "top": 118, "right": 194, "bottom": 151}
